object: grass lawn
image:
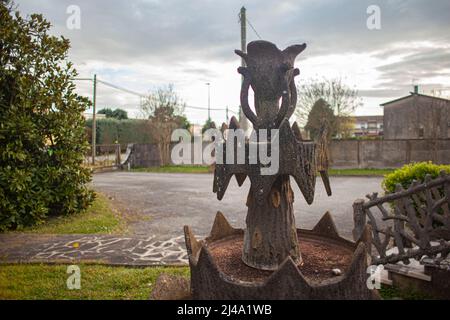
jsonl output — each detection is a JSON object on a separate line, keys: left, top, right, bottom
{"left": 328, "top": 168, "right": 394, "bottom": 176}
{"left": 133, "top": 165, "right": 393, "bottom": 176}
{"left": 0, "top": 264, "right": 431, "bottom": 300}
{"left": 0, "top": 264, "right": 189, "bottom": 300}
{"left": 133, "top": 165, "right": 211, "bottom": 174}
{"left": 13, "top": 193, "right": 127, "bottom": 235}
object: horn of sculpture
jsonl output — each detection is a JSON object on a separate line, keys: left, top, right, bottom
{"left": 235, "top": 41, "right": 305, "bottom": 130}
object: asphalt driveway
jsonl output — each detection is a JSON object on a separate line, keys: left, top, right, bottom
{"left": 92, "top": 172, "right": 383, "bottom": 241}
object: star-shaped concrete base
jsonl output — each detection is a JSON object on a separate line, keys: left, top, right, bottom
{"left": 184, "top": 211, "right": 380, "bottom": 300}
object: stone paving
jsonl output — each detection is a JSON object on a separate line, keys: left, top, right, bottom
{"left": 0, "top": 234, "right": 189, "bottom": 266}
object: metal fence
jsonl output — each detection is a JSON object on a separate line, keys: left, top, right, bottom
{"left": 84, "top": 144, "right": 124, "bottom": 169}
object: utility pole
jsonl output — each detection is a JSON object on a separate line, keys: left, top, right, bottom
{"left": 239, "top": 6, "right": 249, "bottom": 131}
{"left": 240, "top": 6, "right": 246, "bottom": 71}
{"left": 206, "top": 82, "right": 211, "bottom": 121}
{"left": 226, "top": 106, "right": 229, "bottom": 122}
{"left": 92, "top": 74, "right": 97, "bottom": 165}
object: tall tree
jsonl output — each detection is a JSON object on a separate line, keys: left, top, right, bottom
{"left": 97, "top": 108, "right": 114, "bottom": 118}
{"left": 295, "top": 78, "right": 361, "bottom": 136}
{"left": 98, "top": 108, "right": 128, "bottom": 120}
{"left": 304, "top": 99, "right": 336, "bottom": 140}
{"left": 0, "top": 2, "right": 93, "bottom": 230}
{"left": 141, "top": 84, "right": 190, "bottom": 165}
{"left": 112, "top": 108, "right": 128, "bottom": 120}
{"left": 202, "top": 118, "right": 217, "bottom": 134}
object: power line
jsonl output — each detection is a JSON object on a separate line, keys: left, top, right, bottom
{"left": 97, "top": 79, "right": 145, "bottom": 97}
{"left": 185, "top": 105, "right": 238, "bottom": 114}
{"left": 246, "top": 17, "right": 262, "bottom": 40}
{"left": 186, "top": 105, "right": 225, "bottom": 111}
{"left": 73, "top": 77, "right": 145, "bottom": 97}
{"left": 73, "top": 76, "right": 239, "bottom": 120}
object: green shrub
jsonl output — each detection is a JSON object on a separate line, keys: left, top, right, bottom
{"left": 382, "top": 162, "right": 450, "bottom": 194}
{"left": 0, "top": 3, "right": 94, "bottom": 230}
{"left": 382, "top": 162, "right": 450, "bottom": 233}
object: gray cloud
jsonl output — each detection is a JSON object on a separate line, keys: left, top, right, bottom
{"left": 359, "top": 88, "right": 408, "bottom": 98}
{"left": 376, "top": 49, "right": 450, "bottom": 83}
{"left": 357, "top": 48, "right": 450, "bottom": 99}
{"left": 16, "top": 0, "right": 450, "bottom": 62}
{"left": 13, "top": 0, "right": 450, "bottom": 115}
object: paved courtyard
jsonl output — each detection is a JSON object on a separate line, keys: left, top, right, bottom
{"left": 93, "top": 172, "right": 383, "bottom": 240}
{"left": 0, "top": 172, "right": 383, "bottom": 266}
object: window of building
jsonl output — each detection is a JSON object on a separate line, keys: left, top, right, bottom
{"left": 368, "top": 121, "right": 377, "bottom": 129}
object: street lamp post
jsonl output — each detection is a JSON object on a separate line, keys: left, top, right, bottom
{"left": 92, "top": 74, "right": 97, "bottom": 165}
{"left": 206, "top": 82, "right": 211, "bottom": 121}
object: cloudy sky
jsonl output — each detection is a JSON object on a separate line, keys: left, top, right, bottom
{"left": 16, "top": 0, "right": 450, "bottom": 125}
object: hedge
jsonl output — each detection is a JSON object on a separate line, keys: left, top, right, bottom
{"left": 382, "top": 162, "right": 450, "bottom": 194}
{"left": 85, "top": 119, "right": 155, "bottom": 145}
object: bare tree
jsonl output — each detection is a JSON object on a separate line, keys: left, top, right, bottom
{"left": 295, "top": 77, "right": 362, "bottom": 137}
{"left": 141, "top": 84, "right": 189, "bottom": 165}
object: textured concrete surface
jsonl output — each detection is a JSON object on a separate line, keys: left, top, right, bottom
{"left": 93, "top": 172, "right": 383, "bottom": 240}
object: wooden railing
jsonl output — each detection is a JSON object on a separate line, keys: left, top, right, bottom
{"left": 352, "top": 171, "right": 450, "bottom": 265}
